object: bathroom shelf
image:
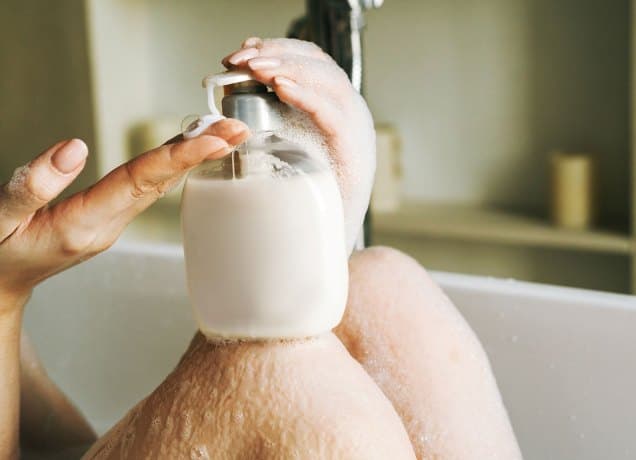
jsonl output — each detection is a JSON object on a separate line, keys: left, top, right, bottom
{"left": 372, "top": 202, "right": 633, "bottom": 255}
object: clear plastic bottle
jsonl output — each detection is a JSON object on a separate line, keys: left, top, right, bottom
{"left": 181, "top": 72, "right": 348, "bottom": 339}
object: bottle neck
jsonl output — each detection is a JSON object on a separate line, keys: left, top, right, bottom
{"left": 224, "top": 80, "right": 268, "bottom": 95}
{"left": 221, "top": 91, "right": 284, "bottom": 133}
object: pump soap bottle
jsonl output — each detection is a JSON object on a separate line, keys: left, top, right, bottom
{"left": 181, "top": 71, "right": 349, "bottom": 340}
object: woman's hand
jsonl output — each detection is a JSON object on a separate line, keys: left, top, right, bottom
{"left": 0, "top": 119, "right": 247, "bottom": 458}
{"left": 222, "top": 38, "right": 376, "bottom": 251}
{"left": 0, "top": 119, "right": 249, "bottom": 311}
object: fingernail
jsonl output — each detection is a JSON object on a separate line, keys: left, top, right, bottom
{"left": 228, "top": 47, "right": 259, "bottom": 65}
{"left": 248, "top": 57, "right": 280, "bottom": 70}
{"left": 242, "top": 37, "right": 262, "bottom": 48}
{"left": 51, "top": 139, "right": 88, "bottom": 174}
{"left": 274, "top": 76, "right": 297, "bottom": 88}
{"left": 205, "top": 145, "right": 233, "bottom": 160}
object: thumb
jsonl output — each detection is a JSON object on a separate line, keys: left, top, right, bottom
{"left": 0, "top": 139, "right": 87, "bottom": 241}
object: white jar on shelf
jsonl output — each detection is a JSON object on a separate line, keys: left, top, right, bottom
{"left": 549, "top": 151, "right": 596, "bottom": 230}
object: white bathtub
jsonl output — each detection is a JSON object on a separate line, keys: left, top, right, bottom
{"left": 23, "top": 243, "right": 636, "bottom": 459}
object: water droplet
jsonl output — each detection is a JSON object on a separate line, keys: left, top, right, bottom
{"left": 181, "top": 410, "right": 193, "bottom": 441}
{"left": 233, "top": 409, "right": 245, "bottom": 424}
{"left": 150, "top": 417, "right": 162, "bottom": 435}
{"left": 120, "top": 429, "right": 136, "bottom": 457}
{"left": 190, "top": 445, "right": 210, "bottom": 460}
{"left": 165, "top": 416, "right": 174, "bottom": 431}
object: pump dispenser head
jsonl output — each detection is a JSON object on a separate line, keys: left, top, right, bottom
{"left": 184, "top": 70, "right": 285, "bottom": 139}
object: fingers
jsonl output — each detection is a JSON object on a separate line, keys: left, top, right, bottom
{"left": 222, "top": 37, "right": 330, "bottom": 68}
{"left": 65, "top": 136, "right": 225, "bottom": 226}
{"left": 241, "top": 36, "right": 263, "bottom": 49}
{"left": 271, "top": 76, "right": 343, "bottom": 139}
{"left": 50, "top": 120, "right": 249, "bottom": 254}
{"left": 221, "top": 38, "right": 353, "bottom": 141}
{"left": 247, "top": 54, "right": 350, "bottom": 101}
{"left": 164, "top": 118, "right": 250, "bottom": 147}
{"left": 0, "top": 139, "right": 87, "bottom": 241}
{"left": 245, "top": 53, "right": 348, "bottom": 138}
{"left": 202, "top": 118, "right": 251, "bottom": 146}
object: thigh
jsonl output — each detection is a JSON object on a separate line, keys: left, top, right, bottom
{"left": 82, "top": 333, "right": 415, "bottom": 460}
{"left": 335, "top": 247, "right": 522, "bottom": 459}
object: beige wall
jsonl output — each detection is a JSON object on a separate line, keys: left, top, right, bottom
{"left": 0, "top": 0, "right": 97, "bottom": 194}
{"left": 365, "top": 0, "right": 629, "bottom": 223}
{"left": 3, "top": 0, "right": 627, "bottom": 221}
{"left": 85, "top": 0, "right": 154, "bottom": 174}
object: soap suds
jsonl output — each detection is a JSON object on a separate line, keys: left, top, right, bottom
{"left": 275, "top": 107, "right": 332, "bottom": 173}
{"left": 0, "top": 165, "right": 31, "bottom": 230}
{"left": 6, "top": 164, "right": 30, "bottom": 195}
{"left": 239, "top": 141, "right": 299, "bottom": 179}
{"left": 274, "top": 104, "right": 373, "bottom": 252}
{"left": 1, "top": 164, "right": 31, "bottom": 212}
{"left": 190, "top": 445, "right": 210, "bottom": 460}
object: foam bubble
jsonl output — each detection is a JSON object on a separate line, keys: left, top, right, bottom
{"left": 275, "top": 107, "right": 332, "bottom": 172}
{"left": 273, "top": 103, "right": 374, "bottom": 252}
{"left": 240, "top": 151, "right": 298, "bottom": 179}
{"left": 0, "top": 165, "right": 31, "bottom": 218}
{"left": 190, "top": 444, "right": 210, "bottom": 460}
{"left": 150, "top": 417, "right": 162, "bottom": 435}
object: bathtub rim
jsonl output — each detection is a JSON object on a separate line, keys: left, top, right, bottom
{"left": 110, "top": 240, "right": 636, "bottom": 310}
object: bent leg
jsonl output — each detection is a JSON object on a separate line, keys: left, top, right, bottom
{"left": 83, "top": 333, "right": 416, "bottom": 460}
{"left": 335, "top": 247, "right": 522, "bottom": 459}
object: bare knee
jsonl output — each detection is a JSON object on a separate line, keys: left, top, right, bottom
{"left": 338, "top": 246, "right": 483, "bottom": 360}
{"left": 338, "top": 247, "right": 520, "bottom": 460}
{"left": 344, "top": 245, "right": 453, "bottom": 323}
{"left": 350, "top": 246, "right": 424, "bottom": 275}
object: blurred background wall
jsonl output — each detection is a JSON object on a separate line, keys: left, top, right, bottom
{"left": 367, "top": 0, "right": 628, "bottom": 219}
{"left": 0, "top": 0, "right": 98, "bottom": 194}
{"left": 1, "top": 0, "right": 633, "bottom": 293}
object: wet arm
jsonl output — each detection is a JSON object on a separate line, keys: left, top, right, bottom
{"left": 19, "top": 331, "right": 96, "bottom": 452}
{"left": 0, "top": 293, "right": 27, "bottom": 460}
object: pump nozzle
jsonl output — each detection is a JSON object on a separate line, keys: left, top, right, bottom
{"left": 202, "top": 70, "right": 253, "bottom": 89}
{"left": 184, "top": 71, "right": 253, "bottom": 139}
{"left": 184, "top": 70, "right": 285, "bottom": 139}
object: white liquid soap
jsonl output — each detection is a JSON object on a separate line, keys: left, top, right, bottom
{"left": 182, "top": 137, "right": 349, "bottom": 339}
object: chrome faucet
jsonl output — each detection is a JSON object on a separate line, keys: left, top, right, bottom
{"left": 288, "top": 0, "right": 383, "bottom": 93}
